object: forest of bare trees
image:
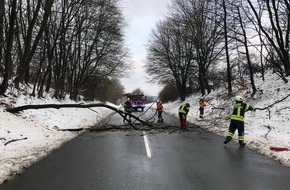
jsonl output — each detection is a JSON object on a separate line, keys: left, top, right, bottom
{"left": 146, "top": 0, "right": 290, "bottom": 101}
{"left": 0, "top": 0, "right": 127, "bottom": 100}
{"left": 0, "top": 0, "right": 289, "bottom": 102}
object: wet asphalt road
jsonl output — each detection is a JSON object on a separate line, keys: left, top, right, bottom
{"left": 1, "top": 109, "right": 290, "bottom": 190}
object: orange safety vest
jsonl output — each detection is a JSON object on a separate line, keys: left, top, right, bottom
{"left": 157, "top": 101, "right": 163, "bottom": 110}
{"left": 199, "top": 100, "right": 206, "bottom": 107}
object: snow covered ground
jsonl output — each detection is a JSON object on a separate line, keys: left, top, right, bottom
{"left": 164, "top": 72, "right": 290, "bottom": 168}
{"left": 0, "top": 72, "right": 290, "bottom": 184}
{"left": 0, "top": 95, "right": 117, "bottom": 184}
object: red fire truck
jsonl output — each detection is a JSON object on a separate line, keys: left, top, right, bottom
{"left": 122, "top": 93, "right": 146, "bottom": 111}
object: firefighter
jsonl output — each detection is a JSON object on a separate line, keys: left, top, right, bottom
{"left": 224, "top": 95, "right": 255, "bottom": 147}
{"left": 178, "top": 103, "right": 190, "bottom": 130}
{"left": 156, "top": 99, "right": 163, "bottom": 122}
{"left": 124, "top": 98, "right": 132, "bottom": 122}
{"left": 198, "top": 98, "right": 206, "bottom": 118}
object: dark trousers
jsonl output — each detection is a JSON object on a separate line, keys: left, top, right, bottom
{"left": 157, "top": 110, "right": 163, "bottom": 122}
{"left": 124, "top": 110, "right": 132, "bottom": 121}
{"left": 225, "top": 120, "right": 245, "bottom": 144}
{"left": 199, "top": 107, "right": 204, "bottom": 118}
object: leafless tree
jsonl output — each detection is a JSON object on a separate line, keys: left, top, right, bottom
{"left": 0, "top": 0, "right": 127, "bottom": 101}
{"left": 218, "top": 0, "right": 260, "bottom": 95}
{"left": 146, "top": 0, "right": 225, "bottom": 100}
{"left": 0, "top": 0, "right": 4, "bottom": 67}
{"left": 82, "top": 77, "right": 124, "bottom": 102}
{"left": 158, "top": 83, "right": 179, "bottom": 102}
{"left": 172, "top": 0, "right": 225, "bottom": 96}
{"left": 0, "top": 0, "right": 17, "bottom": 95}
{"left": 13, "top": 0, "right": 54, "bottom": 89}
{"left": 146, "top": 18, "right": 195, "bottom": 101}
{"left": 221, "top": 0, "right": 233, "bottom": 96}
{"left": 236, "top": 5, "right": 257, "bottom": 94}
{"left": 246, "top": 0, "right": 290, "bottom": 80}
{"left": 46, "top": 0, "right": 127, "bottom": 100}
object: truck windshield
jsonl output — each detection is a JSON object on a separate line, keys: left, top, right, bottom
{"left": 132, "top": 95, "right": 144, "bottom": 100}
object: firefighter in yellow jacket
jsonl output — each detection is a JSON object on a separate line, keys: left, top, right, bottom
{"left": 178, "top": 103, "right": 190, "bottom": 130}
{"left": 224, "top": 95, "right": 255, "bottom": 147}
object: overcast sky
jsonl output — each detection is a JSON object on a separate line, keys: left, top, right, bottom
{"left": 120, "top": 0, "right": 172, "bottom": 96}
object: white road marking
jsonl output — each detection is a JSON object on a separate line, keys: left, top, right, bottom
{"left": 143, "top": 131, "right": 152, "bottom": 158}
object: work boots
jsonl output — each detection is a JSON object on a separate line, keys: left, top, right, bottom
{"left": 239, "top": 142, "right": 246, "bottom": 147}
{"left": 224, "top": 136, "right": 232, "bottom": 144}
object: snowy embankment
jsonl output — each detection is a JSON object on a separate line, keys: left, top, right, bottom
{"left": 163, "top": 73, "right": 290, "bottom": 167}
{"left": 0, "top": 95, "right": 115, "bottom": 184}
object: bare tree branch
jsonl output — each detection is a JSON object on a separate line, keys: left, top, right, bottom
{"left": 4, "top": 137, "right": 28, "bottom": 146}
{"left": 6, "top": 103, "right": 153, "bottom": 130}
{"left": 256, "top": 93, "right": 290, "bottom": 110}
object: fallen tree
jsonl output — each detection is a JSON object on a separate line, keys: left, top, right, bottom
{"left": 6, "top": 103, "right": 153, "bottom": 130}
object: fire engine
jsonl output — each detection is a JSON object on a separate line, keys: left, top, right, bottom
{"left": 122, "top": 93, "right": 146, "bottom": 111}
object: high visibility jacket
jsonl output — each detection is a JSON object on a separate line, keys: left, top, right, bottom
{"left": 157, "top": 101, "right": 163, "bottom": 110}
{"left": 230, "top": 102, "right": 254, "bottom": 122}
{"left": 199, "top": 100, "right": 206, "bottom": 107}
{"left": 178, "top": 105, "right": 189, "bottom": 115}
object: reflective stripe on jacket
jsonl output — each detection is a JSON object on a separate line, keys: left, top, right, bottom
{"left": 178, "top": 105, "right": 189, "bottom": 115}
{"left": 230, "top": 102, "right": 253, "bottom": 122}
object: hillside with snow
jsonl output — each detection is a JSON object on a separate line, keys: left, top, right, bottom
{"left": 0, "top": 72, "right": 289, "bottom": 184}
{"left": 164, "top": 72, "right": 290, "bottom": 167}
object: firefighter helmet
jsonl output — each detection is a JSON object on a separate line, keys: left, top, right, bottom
{"left": 235, "top": 95, "right": 243, "bottom": 102}
{"left": 185, "top": 103, "right": 190, "bottom": 107}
